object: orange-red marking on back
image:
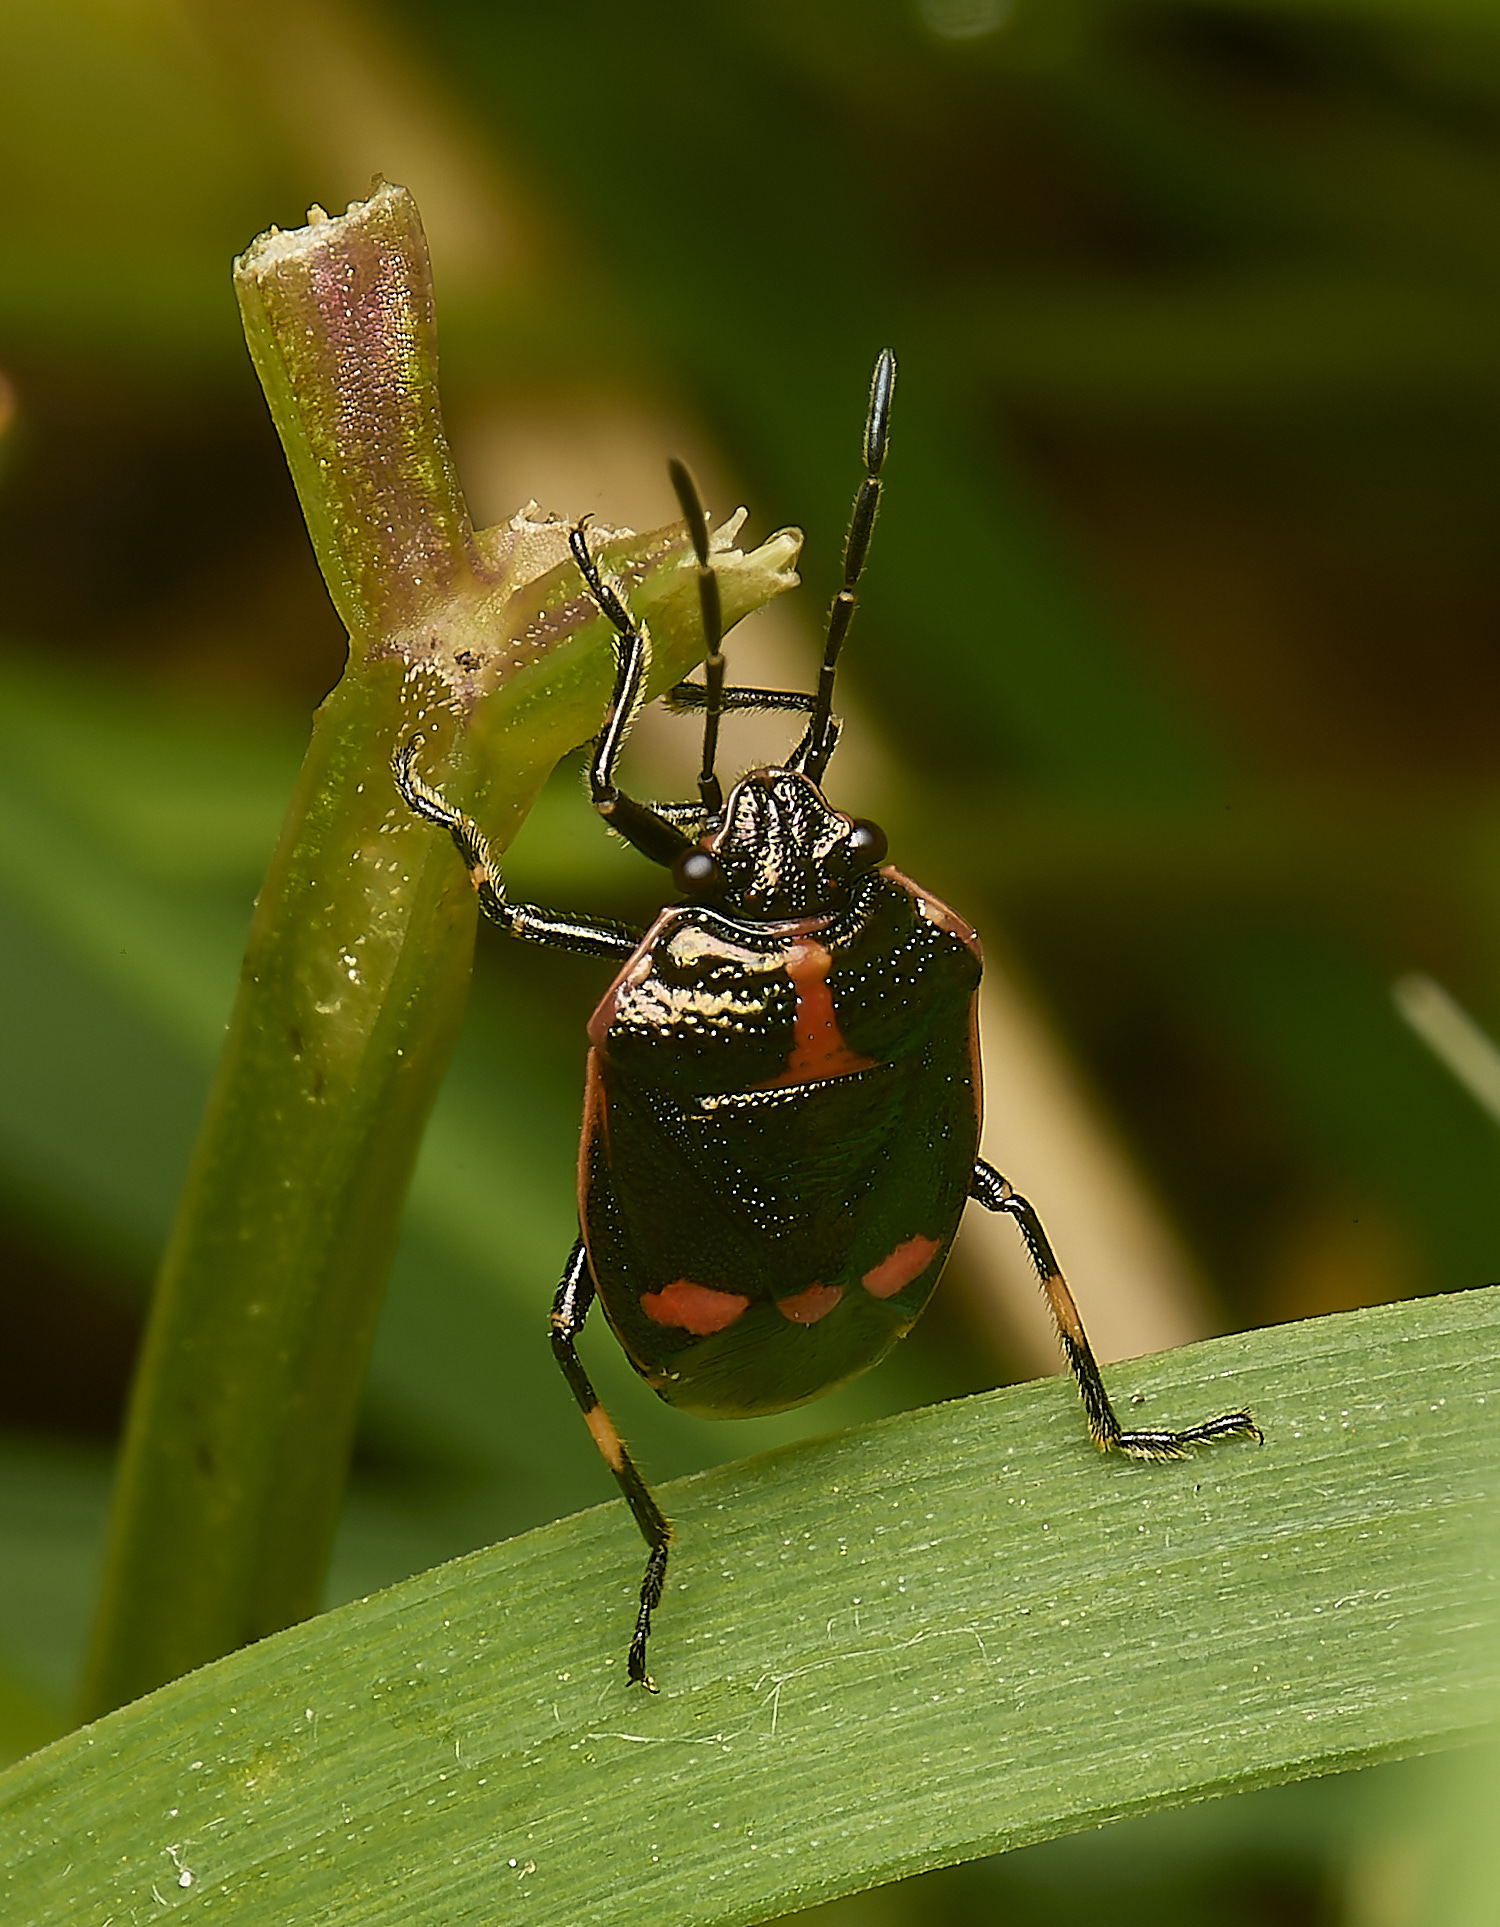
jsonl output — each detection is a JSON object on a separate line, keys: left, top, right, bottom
{"left": 776, "top": 1282, "right": 843, "bottom": 1325}
{"left": 641, "top": 1280, "right": 750, "bottom": 1334}
{"left": 760, "top": 940, "right": 877, "bottom": 1088}
{"left": 861, "top": 1234, "right": 940, "bottom": 1299}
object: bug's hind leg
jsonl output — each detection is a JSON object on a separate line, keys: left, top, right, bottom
{"left": 969, "top": 1160, "right": 1262, "bottom": 1460}
{"left": 550, "top": 1237, "right": 673, "bottom": 1689}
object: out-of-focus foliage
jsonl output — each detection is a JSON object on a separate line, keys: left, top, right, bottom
{"left": 1, "top": 0, "right": 1497, "bottom": 1919}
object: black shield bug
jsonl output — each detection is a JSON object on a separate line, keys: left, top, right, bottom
{"left": 395, "top": 350, "right": 1260, "bottom": 1688}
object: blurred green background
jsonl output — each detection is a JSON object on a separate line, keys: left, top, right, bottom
{"left": 2, "top": 0, "right": 1498, "bottom": 1919}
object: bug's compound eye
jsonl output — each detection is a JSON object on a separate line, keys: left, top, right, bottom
{"left": 673, "top": 847, "right": 723, "bottom": 897}
{"left": 847, "top": 818, "right": 888, "bottom": 869}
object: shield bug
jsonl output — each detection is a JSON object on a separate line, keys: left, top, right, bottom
{"left": 395, "top": 350, "right": 1260, "bottom": 1689}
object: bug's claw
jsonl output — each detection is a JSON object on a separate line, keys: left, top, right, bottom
{"left": 1114, "top": 1410, "right": 1263, "bottom": 1462}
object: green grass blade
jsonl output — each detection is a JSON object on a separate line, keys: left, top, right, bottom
{"left": 11, "top": 1290, "right": 1498, "bottom": 1925}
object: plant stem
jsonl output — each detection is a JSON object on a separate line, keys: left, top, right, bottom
{"left": 79, "top": 183, "right": 799, "bottom": 1717}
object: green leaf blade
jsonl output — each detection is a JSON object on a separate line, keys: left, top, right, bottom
{"left": 8, "top": 1289, "right": 1499, "bottom": 1925}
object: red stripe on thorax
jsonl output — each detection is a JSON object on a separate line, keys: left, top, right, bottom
{"left": 759, "top": 940, "right": 876, "bottom": 1089}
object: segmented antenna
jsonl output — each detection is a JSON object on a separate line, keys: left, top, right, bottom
{"left": 801, "top": 348, "right": 896, "bottom": 785}
{"left": 667, "top": 457, "right": 725, "bottom": 820}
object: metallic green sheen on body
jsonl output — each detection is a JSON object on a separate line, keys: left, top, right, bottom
{"left": 578, "top": 868, "right": 983, "bottom": 1418}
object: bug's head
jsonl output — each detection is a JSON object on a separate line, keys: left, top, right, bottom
{"left": 671, "top": 768, "right": 887, "bottom": 920}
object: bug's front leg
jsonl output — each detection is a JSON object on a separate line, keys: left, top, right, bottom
{"left": 969, "top": 1159, "right": 1262, "bottom": 1460}
{"left": 550, "top": 1237, "right": 673, "bottom": 1690}
{"left": 394, "top": 740, "right": 640, "bottom": 958}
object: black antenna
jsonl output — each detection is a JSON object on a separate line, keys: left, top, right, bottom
{"left": 667, "top": 457, "right": 725, "bottom": 820}
{"left": 801, "top": 348, "right": 896, "bottom": 785}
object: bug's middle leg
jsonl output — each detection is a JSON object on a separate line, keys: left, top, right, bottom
{"left": 550, "top": 1236, "right": 673, "bottom": 1690}
{"left": 393, "top": 743, "right": 640, "bottom": 958}
{"left": 969, "top": 1159, "right": 1261, "bottom": 1460}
